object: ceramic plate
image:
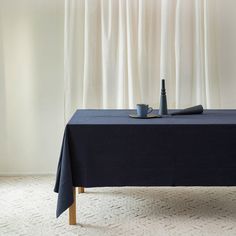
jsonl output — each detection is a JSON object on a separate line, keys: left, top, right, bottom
{"left": 129, "top": 114, "right": 161, "bottom": 119}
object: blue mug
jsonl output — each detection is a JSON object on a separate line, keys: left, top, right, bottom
{"left": 136, "top": 104, "right": 153, "bottom": 118}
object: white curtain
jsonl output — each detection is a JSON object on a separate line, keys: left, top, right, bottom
{"left": 64, "top": 0, "right": 221, "bottom": 120}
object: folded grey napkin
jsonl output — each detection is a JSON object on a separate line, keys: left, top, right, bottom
{"left": 171, "top": 105, "right": 204, "bottom": 116}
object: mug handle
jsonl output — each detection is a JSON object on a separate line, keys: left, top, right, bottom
{"left": 148, "top": 107, "right": 153, "bottom": 114}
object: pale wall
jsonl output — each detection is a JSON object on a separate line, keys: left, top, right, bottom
{"left": 0, "top": 0, "right": 64, "bottom": 174}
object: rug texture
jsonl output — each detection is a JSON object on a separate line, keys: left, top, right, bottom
{"left": 0, "top": 176, "right": 236, "bottom": 236}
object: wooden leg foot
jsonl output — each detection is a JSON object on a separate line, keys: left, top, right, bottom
{"left": 78, "top": 187, "right": 84, "bottom": 194}
{"left": 69, "top": 187, "right": 76, "bottom": 225}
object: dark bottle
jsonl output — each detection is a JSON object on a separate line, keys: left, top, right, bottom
{"left": 159, "top": 79, "right": 168, "bottom": 115}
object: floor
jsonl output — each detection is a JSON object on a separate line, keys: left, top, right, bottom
{"left": 1, "top": 176, "right": 236, "bottom": 236}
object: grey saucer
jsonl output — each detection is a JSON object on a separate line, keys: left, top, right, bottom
{"left": 129, "top": 114, "right": 161, "bottom": 119}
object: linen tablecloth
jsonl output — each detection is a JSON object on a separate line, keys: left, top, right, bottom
{"left": 54, "top": 109, "right": 236, "bottom": 217}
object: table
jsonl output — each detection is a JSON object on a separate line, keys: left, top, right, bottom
{"left": 54, "top": 109, "right": 236, "bottom": 224}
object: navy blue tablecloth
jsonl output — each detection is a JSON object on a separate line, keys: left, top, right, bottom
{"left": 54, "top": 109, "right": 236, "bottom": 217}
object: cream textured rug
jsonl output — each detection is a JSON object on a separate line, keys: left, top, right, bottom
{"left": 1, "top": 176, "right": 236, "bottom": 236}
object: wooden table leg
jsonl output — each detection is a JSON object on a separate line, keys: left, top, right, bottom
{"left": 78, "top": 187, "right": 84, "bottom": 194}
{"left": 69, "top": 187, "right": 76, "bottom": 225}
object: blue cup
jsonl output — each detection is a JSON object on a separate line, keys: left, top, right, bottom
{"left": 136, "top": 104, "right": 153, "bottom": 118}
